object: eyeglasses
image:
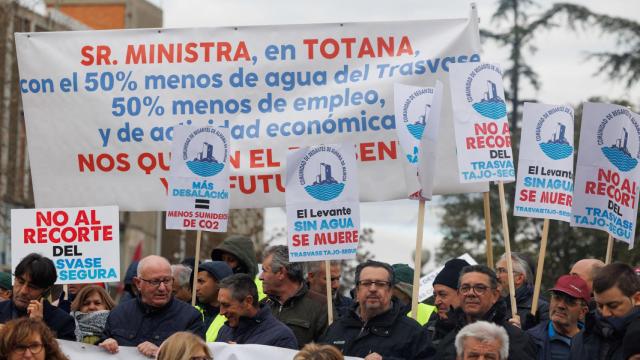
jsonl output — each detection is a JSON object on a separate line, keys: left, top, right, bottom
{"left": 139, "top": 278, "right": 172, "bottom": 287}
{"left": 551, "top": 292, "right": 580, "bottom": 306}
{"left": 459, "top": 284, "right": 493, "bottom": 295}
{"left": 357, "top": 280, "right": 391, "bottom": 289}
{"left": 13, "top": 342, "right": 43, "bottom": 354}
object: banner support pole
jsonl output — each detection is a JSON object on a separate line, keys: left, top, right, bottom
{"left": 605, "top": 235, "right": 614, "bottom": 264}
{"left": 531, "top": 218, "right": 550, "bottom": 315}
{"left": 325, "top": 260, "right": 334, "bottom": 326}
{"left": 411, "top": 199, "right": 426, "bottom": 320}
{"left": 483, "top": 192, "right": 493, "bottom": 269}
{"left": 498, "top": 181, "right": 518, "bottom": 318}
{"left": 191, "top": 230, "right": 202, "bottom": 306}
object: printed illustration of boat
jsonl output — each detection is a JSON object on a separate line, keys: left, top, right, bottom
{"left": 472, "top": 80, "right": 507, "bottom": 119}
{"left": 539, "top": 122, "right": 573, "bottom": 160}
{"left": 601, "top": 127, "right": 638, "bottom": 171}
{"left": 304, "top": 162, "right": 345, "bottom": 201}
{"left": 187, "top": 142, "right": 225, "bottom": 176}
{"left": 407, "top": 104, "right": 430, "bottom": 140}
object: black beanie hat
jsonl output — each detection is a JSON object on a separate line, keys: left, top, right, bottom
{"left": 433, "top": 258, "right": 470, "bottom": 290}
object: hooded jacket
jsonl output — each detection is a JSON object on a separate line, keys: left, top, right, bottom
{"left": 435, "top": 299, "right": 538, "bottom": 360}
{"left": 570, "top": 307, "right": 640, "bottom": 360}
{"left": 321, "top": 300, "right": 434, "bottom": 360}
{"left": 0, "top": 299, "right": 75, "bottom": 341}
{"left": 211, "top": 236, "right": 258, "bottom": 279}
{"left": 216, "top": 304, "right": 298, "bottom": 349}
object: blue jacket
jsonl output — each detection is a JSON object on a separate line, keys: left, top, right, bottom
{"left": 216, "top": 304, "right": 298, "bottom": 349}
{"left": 101, "top": 296, "right": 204, "bottom": 347}
{"left": 0, "top": 299, "right": 75, "bottom": 341}
{"left": 528, "top": 320, "right": 579, "bottom": 360}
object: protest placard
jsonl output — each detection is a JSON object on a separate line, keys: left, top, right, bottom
{"left": 571, "top": 103, "right": 640, "bottom": 248}
{"left": 166, "top": 125, "right": 230, "bottom": 232}
{"left": 514, "top": 103, "right": 574, "bottom": 222}
{"left": 449, "top": 62, "right": 515, "bottom": 183}
{"left": 15, "top": 15, "right": 487, "bottom": 211}
{"left": 394, "top": 81, "right": 443, "bottom": 199}
{"left": 285, "top": 144, "right": 360, "bottom": 262}
{"left": 11, "top": 206, "right": 119, "bottom": 284}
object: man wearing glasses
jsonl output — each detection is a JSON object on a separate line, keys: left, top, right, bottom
{"left": 527, "top": 275, "right": 590, "bottom": 360}
{"left": 99, "top": 255, "right": 205, "bottom": 357}
{"left": 321, "top": 260, "right": 433, "bottom": 360}
{"left": 434, "top": 265, "right": 536, "bottom": 360}
{"left": 0, "top": 253, "right": 75, "bottom": 340}
{"left": 570, "top": 263, "right": 640, "bottom": 360}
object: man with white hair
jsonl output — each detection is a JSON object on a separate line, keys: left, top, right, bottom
{"left": 496, "top": 252, "right": 549, "bottom": 330}
{"left": 171, "top": 264, "right": 192, "bottom": 303}
{"left": 99, "top": 255, "right": 204, "bottom": 357}
{"left": 455, "top": 321, "right": 509, "bottom": 360}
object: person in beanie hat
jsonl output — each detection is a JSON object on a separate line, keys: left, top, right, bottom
{"left": 433, "top": 259, "right": 470, "bottom": 319}
{"left": 527, "top": 274, "right": 590, "bottom": 360}
{"left": 0, "top": 272, "right": 11, "bottom": 301}
{"left": 391, "top": 263, "right": 436, "bottom": 326}
{"left": 425, "top": 258, "right": 470, "bottom": 346}
{"left": 195, "top": 261, "right": 233, "bottom": 342}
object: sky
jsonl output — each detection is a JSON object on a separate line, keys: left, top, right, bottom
{"left": 155, "top": 0, "right": 640, "bottom": 269}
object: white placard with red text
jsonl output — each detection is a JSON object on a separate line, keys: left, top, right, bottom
{"left": 285, "top": 144, "right": 360, "bottom": 262}
{"left": 571, "top": 103, "right": 640, "bottom": 247}
{"left": 166, "top": 125, "right": 230, "bottom": 232}
{"left": 449, "top": 62, "right": 515, "bottom": 183}
{"left": 11, "top": 206, "right": 120, "bottom": 284}
{"left": 514, "top": 103, "right": 574, "bottom": 222}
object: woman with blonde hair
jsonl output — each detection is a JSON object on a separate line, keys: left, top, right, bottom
{"left": 70, "top": 285, "right": 115, "bottom": 344}
{"left": 156, "top": 332, "right": 212, "bottom": 360}
{"left": 294, "top": 343, "right": 344, "bottom": 360}
{"left": 0, "top": 317, "right": 69, "bottom": 360}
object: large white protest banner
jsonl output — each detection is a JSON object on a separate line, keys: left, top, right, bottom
{"left": 15, "top": 14, "right": 486, "bottom": 211}
{"left": 449, "top": 62, "right": 515, "bottom": 183}
{"left": 58, "top": 340, "right": 362, "bottom": 360}
{"left": 393, "top": 81, "right": 443, "bottom": 199}
{"left": 571, "top": 103, "right": 640, "bottom": 247}
{"left": 286, "top": 143, "right": 360, "bottom": 262}
{"left": 513, "top": 103, "right": 574, "bottom": 222}
{"left": 11, "top": 206, "right": 119, "bottom": 284}
{"left": 166, "top": 125, "right": 231, "bottom": 232}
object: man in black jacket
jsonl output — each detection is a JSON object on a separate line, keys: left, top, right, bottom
{"left": 99, "top": 255, "right": 204, "bottom": 357}
{"left": 321, "top": 260, "right": 433, "bottom": 360}
{"left": 216, "top": 274, "right": 297, "bottom": 349}
{"left": 435, "top": 264, "right": 537, "bottom": 360}
{"left": 0, "top": 253, "right": 75, "bottom": 340}
{"left": 570, "top": 263, "right": 640, "bottom": 360}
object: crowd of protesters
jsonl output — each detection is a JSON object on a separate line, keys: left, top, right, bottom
{"left": 0, "top": 235, "right": 639, "bottom": 360}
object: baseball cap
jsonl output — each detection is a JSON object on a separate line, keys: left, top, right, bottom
{"left": 550, "top": 274, "right": 591, "bottom": 303}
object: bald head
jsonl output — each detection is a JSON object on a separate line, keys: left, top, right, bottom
{"left": 138, "top": 255, "right": 171, "bottom": 277}
{"left": 570, "top": 259, "right": 605, "bottom": 291}
{"left": 135, "top": 255, "right": 173, "bottom": 308}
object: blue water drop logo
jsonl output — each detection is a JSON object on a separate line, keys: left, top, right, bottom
{"left": 472, "top": 80, "right": 507, "bottom": 119}
{"left": 304, "top": 162, "right": 345, "bottom": 201}
{"left": 539, "top": 122, "right": 573, "bottom": 160}
{"left": 601, "top": 127, "right": 638, "bottom": 172}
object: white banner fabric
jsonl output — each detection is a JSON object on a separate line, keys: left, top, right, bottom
{"left": 11, "top": 206, "right": 120, "bottom": 284}
{"left": 571, "top": 103, "right": 640, "bottom": 247}
{"left": 15, "top": 16, "right": 487, "bottom": 211}
{"left": 513, "top": 103, "right": 575, "bottom": 222}
{"left": 57, "top": 340, "right": 363, "bottom": 360}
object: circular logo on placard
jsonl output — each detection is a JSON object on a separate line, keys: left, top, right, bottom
{"left": 597, "top": 108, "right": 640, "bottom": 172}
{"left": 402, "top": 88, "right": 433, "bottom": 140}
{"left": 535, "top": 106, "right": 574, "bottom": 160}
{"left": 182, "top": 127, "right": 228, "bottom": 177}
{"left": 298, "top": 145, "right": 347, "bottom": 201}
{"left": 464, "top": 64, "right": 507, "bottom": 120}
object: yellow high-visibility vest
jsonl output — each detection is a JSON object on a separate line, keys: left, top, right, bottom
{"left": 406, "top": 303, "right": 436, "bottom": 326}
